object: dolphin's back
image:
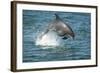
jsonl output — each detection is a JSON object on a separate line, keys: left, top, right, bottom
{"left": 53, "top": 14, "right": 75, "bottom": 39}
{"left": 40, "top": 14, "right": 75, "bottom": 39}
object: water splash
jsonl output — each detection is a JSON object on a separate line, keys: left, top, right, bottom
{"left": 35, "top": 31, "right": 61, "bottom": 47}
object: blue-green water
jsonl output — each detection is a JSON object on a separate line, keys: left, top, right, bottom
{"left": 23, "top": 10, "right": 91, "bottom": 62}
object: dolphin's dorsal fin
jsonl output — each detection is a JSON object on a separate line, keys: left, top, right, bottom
{"left": 54, "top": 13, "right": 75, "bottom": 39}
{"left": 55, "top": 14, "right": 61, "bottom": 20}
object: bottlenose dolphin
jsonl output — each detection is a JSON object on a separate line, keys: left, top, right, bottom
{"left": 40, "top": 14, "right": 75, "bottom": 40}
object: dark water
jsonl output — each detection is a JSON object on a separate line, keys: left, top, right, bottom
{"left": 23, "top": 10, "right": 91, "bottom": 62}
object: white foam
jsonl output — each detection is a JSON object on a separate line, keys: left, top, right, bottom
{"left": 35, "top": 31, "right": 60, "bottom": 47}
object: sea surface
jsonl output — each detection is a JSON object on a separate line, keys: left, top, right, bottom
{"left": 23, "top": 10, "right": 91, "bottom": 62}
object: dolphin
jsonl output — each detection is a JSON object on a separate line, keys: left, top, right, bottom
{"left": 39, "top": 14, "right": 75, "bottom": 40}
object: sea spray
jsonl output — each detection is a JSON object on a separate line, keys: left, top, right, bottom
{"left": 35, "top": 31, "right": 61, "bottom": 47}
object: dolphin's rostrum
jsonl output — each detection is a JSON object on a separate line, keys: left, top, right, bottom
{"left": 40, "top": 14, "right": 75, "bottom": 40}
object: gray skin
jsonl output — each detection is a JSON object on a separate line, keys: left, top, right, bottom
{"left": 40, "top": 14, "right": 75, "bottom": 40}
